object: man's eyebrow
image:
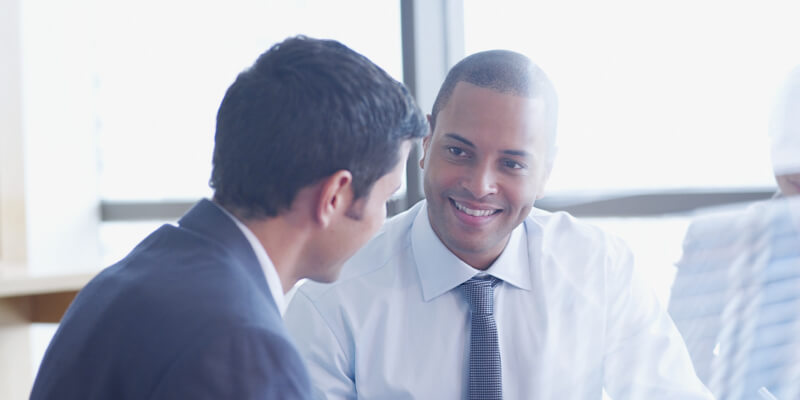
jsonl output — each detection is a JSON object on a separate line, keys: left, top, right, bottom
{"left": 501, "top": 149, "right": 529, "bottom": 157}
{"left": 443, "top": 133, "right": 475, "bottom": 148}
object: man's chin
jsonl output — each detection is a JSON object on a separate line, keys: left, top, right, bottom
{"left": 446, "top": 235, "right": 498, "bottom": 257}
{"left": 306, "top": 264, "right": 345, "bottom": 284}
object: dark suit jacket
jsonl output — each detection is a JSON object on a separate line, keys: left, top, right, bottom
{"left": 30, "top": 199, "right": 312, "bottom": 399}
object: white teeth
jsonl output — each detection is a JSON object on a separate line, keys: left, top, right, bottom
{"left": 454, "top": 201, "right": 496, "bottom": 217}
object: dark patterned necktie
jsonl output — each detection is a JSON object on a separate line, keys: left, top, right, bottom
{"left": 461, "top": 276, "right": 503, "bottom": 400}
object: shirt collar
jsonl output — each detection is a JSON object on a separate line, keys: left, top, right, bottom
{"left": 215, "top": 203, "right": 287, "bottom": 315}
{"left": 411, "top": 202, "right": 532, "bottom": 302}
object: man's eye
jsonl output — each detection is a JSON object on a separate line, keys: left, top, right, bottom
{"left": 447, "top": 147, "right": 466, "bottom": 157}
{"left": 503, "top": 160, "right": 524, "bottom": 169}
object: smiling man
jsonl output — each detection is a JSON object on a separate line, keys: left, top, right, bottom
{"left": 284, "top": 50, "right": 712, "bottom": 399}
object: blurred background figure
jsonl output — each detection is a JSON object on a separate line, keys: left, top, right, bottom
{"left": 772, "top": 66, "right": 800, "bottom": 197}
{"left": 669, "top": 66, "right": 800, "bottom": 400}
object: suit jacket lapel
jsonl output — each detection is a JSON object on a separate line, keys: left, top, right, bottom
{"left": 177, "top": 199, "right": 278, "bottom": 314}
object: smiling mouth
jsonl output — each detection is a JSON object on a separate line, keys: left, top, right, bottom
{"left": 450, "top": 199, "right": 502, "bottom": 217}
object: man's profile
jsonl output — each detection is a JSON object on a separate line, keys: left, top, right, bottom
{"left": 30, "top": 36, "right": 427, "bottom": 400}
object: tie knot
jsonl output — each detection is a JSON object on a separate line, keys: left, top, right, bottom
{"left": 461, "top": 276, "right": 500, "bottom": 315}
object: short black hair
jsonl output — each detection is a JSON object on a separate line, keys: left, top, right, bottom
{"left": 430, "top": 50, "right": 558, "bottom": 151}
{"left": 210, "top": 36, "right": 427, "bottom": 218}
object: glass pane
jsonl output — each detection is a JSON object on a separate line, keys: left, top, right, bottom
{"left": 23, "top": 0, "right": 403, "bottom": 201}
{"left": 586, "top": 216, "right": 692, "bottom": 305}
{"left": 463, "top": 0, "right": 800, "bottom": 193}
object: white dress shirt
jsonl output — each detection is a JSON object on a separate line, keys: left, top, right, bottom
{"left": 669, "top": 197, "right": 800, "bottom": 399}
{"left": 216, "top": 202, "right": 286, "bottom": 314}
{"left": 284, "top": 201, "right": 712, "bottom": 399}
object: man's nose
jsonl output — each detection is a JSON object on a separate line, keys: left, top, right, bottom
{"left": 462, "top": 163, "right": 498, "bottom": 199}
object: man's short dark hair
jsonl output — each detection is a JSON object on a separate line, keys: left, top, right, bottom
{"left": 210, "top": 36, "right": 427, "bottom": 218}
{"left": 430, "top": 50, "right": 558, "bottom": 151}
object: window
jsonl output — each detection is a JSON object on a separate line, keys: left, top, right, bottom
{"left": 21, "top": 0, "right": 404, "bottom": 263}
{"left": 23, "top": 0, "right": 403, "bottom": 202}
{"left": 463, "top": 0, "right": 800, "bottom": 192}
{"left": 96, "top": 1, "right": 403, "bottom": 201}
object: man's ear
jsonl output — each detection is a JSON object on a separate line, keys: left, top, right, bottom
{"left": 315, "top": 170, "right": 354, "bottom": 228}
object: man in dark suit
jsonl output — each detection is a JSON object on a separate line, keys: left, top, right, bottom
{"left": 30, "top": 36, "right": 427, "bottom": 399}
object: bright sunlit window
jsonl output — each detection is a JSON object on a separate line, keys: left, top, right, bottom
{"left": 22, "top": 0, "right": 403, "bottom": 202}
{"left": 98, "top": 0, "right": 402, "bottom": 201}
{"left": 464, "top": 0, "right": 800, "bottom": 193}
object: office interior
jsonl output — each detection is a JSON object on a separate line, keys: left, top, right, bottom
{"left": 2, "top": 0, "right": 798, "bottom": 398}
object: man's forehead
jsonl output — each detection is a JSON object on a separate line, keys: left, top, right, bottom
{"left": 441, "top": 81, "right": 543, "bottom": 116}
{"left": 454, "top": 78, "right": 531, "bottom": 98}
{"left": 450, "top": 80, "right": 529, "bottom": 99}
{"left": 435, "top": 83, "right": 546, "bottom": 136}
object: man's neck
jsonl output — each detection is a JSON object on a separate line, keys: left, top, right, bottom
{"left": 444, "top": 234, "right": 509, "bottom": 271}
{"left": 234, "top": 213, "right": 309, "bottom": 294}
{"left": 452, "top": 246, "right": 505, "bottom": 271}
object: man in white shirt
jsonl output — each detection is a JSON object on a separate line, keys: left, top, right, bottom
{"left": 285, "top": 50, "right": 712, "bottom": 399}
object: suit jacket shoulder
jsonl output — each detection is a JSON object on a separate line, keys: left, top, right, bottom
{"left": 31, "top": 199, "right": 312, "bottom": 400}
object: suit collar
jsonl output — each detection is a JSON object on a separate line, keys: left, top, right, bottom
{"left": 178, "top": 199, "right": 278, "bottom": 314}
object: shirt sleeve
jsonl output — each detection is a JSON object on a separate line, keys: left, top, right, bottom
{"left": 601, "top": 235, "right": 715, "bottom": 399}
{"left": 667, "top": 217, "right": 727, "bottom": 384}
{"left": 284, "top": 289, "right": 357, "bottom": 400}
{"left": 149, "top": 324, "right": 313, "bottom": 400}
